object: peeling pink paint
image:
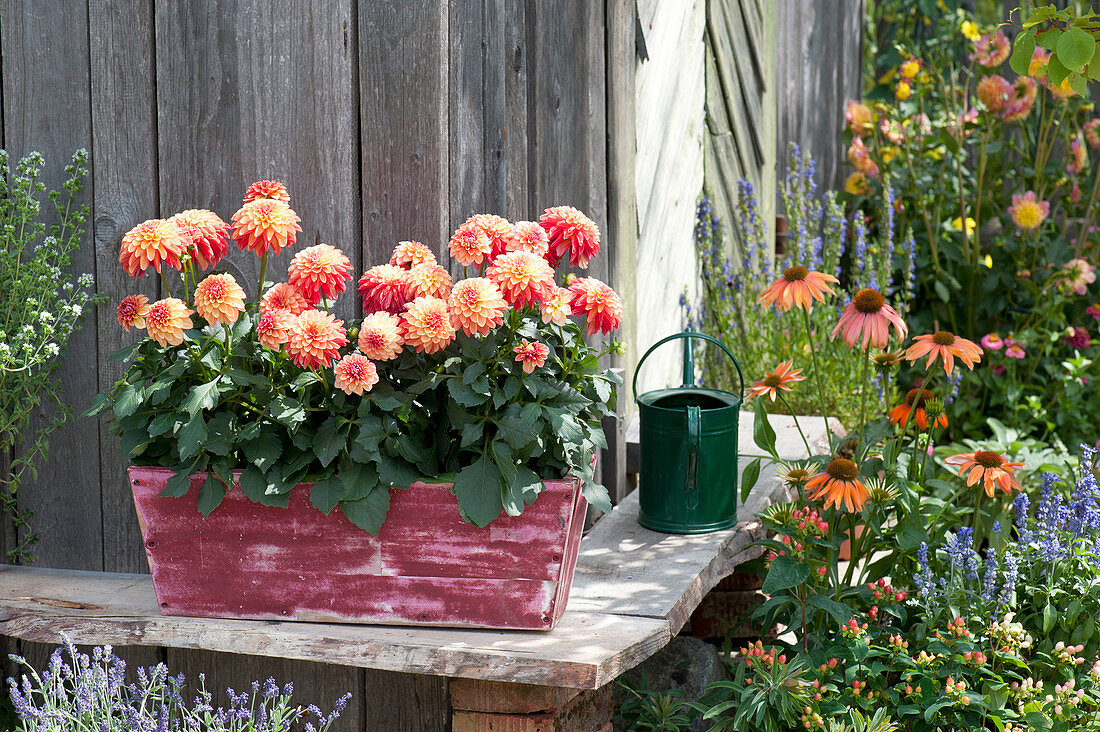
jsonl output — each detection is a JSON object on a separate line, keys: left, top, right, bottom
{"left": 127, "top": 466, "right": 586, "bottom": 630}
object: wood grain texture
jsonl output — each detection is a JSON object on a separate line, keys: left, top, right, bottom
{"left": 88, "top": 0, "right": 160, "bottom": 575}
{"left": 0, "top": 565, "right": 670, "bottom": 689}
{"left": 154, "top": 0, "right": 361, "bottom": 319}
{"left": 0, "top": 0, "right": 102, "bottom": 571}
{"left": 361, "top": 669, "right": 450, "bottom": 731}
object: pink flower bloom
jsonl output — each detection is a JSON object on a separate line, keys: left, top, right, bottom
{"left": 970, "top": 31, "right": 1010, "bottom": 67}
{"left": 976, "top": 75, "right": 1012, "bottom": 113}
{"left": 1001, "top": 78, "right": 1038, "bottom": 122}
{"left": 1007, "top": 190, "right": 1049, "bottom": 230}
{"left": 1005, "top": 344, "right": 1025, "bottom": 359}
{"left": 1068, "top": 139, "right": 1089, "bottom": 177}
{"left": 1085, "top": 120, "right": 1100, "bottom": 150}
{"left": 1065, "top": 327, "right": 1091, "bottom": 350}
{"left": 991, "top": 365, "right": 1006, "bottom": 376}
{"left": 1086, "top": 303, "right": 1100, "bottom": 320}
{"left": 980, "top": 333, "right": 1004, "bottom": 351}
{"left": 1063, "top": 258, "right": 1097, "bottom": 295}
{"left": 831, "top": 288, "right": 908, "bottom": 350}
{"left": 513, "top": 338, "right": 550, "bottom": 373}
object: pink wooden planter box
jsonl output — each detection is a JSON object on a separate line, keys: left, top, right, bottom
{"left": 128, "top": 466, "right": 587, "bottom": 630}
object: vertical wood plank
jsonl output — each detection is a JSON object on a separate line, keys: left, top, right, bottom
{"left": 362, "top": 669, "right": 450, "bottom": 731}
{"left": 448, "top": 0, "right": 486, "bottom": 237}
{"left": 483, "top": 0, "right": 530, "bottom": 221}
{"left": 0, "top": 0, "right": 102, "bottom": 571}
{"left": 360, "top": 1, "right": 449, "bottom": 263}
{"left": 88, "top": 0, "right": 160, "bottom": 574}
{"left": 154, "top": 0, "right": 361, "bottom": 320}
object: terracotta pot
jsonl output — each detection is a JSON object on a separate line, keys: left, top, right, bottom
{"left": 128, "top": 466, "right": 587, "bottom": 630}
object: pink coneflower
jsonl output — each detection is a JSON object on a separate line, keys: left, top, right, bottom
{"left": 540, "top": 206, "right": 601, "bottom": 268}
{"left": 831, "top": 288, "right": 908, "bottom": 350}
{"left": 230, "top": 199, "right": 302, "bottom": 256}
{"left": 513, "top": 338, "right": 551, "bottom": 373}
{"left": 170, "top": 209, "right": 230, "bottom": 271}
{"left": 194, "top": 273, "right": 246, "bottom": 326}
{"left": 1007, "top": 191, "right": 1049, "bottom": 230}
{"left": 390, "top": 240, "right": 437, "bottom": 269}
{"left": 980, "top": 333, "right": 1004, "bottom": 351}
{"left": 243, "top": 180, "right": 291, "bottom": 203}
{"left": 970, "top": 31, "right": 1010, "bottom": 67}
{"left": 906, "top": 331, "right": 983, "bottom": 375}
{"left": 401, "top": 296, "right": 456, "bottom": 354}
{"left": 845, "top": 100, "right": 873, "bottom": 137}
{"left": 449, "top": 278, "right": 507, "bottom": 336}
{"left": 256, "top": 308, "right": 294, "bottom": 351}
{"left": 992, "top": 364, "right": 1006, "bottom": 375}
{"left": 486, "top": 251, "right": 556, "bottom": 307}
{"left": 145, "top": 298, "right": 193, "bottom": 347}
{"left": 568, "top": 277, "right": 623, "bottom": 335}
{"left": 1063, "top": 258, "right": 1096, "bottom": 295}
{"left": 119, "top": 219, "right": 187, "bottom": 278}
{"left": 357, "top": 312, "right": 404, "bottom": 361}
{"left": 889, "top": 389, "right": 947, "bottom": 431}
{"left": 505, "top": 221, "right": 550, "bottom": 257}
{"left": 358, "top": 264, "right": 411, "bottom": 315}
{"left": 758, "top": 266, "right": 839, "bottom": 312}
{"left": 747, "top": 360, "right": 805, "bottom": 401}
{"left": 116, "top": 294, "right": 150, "bottom": 331}
{"left": 976, "top": 75, "right": 1012, "bottom": 113}
{"left": 540, "top": 286, "right": 573, "bottom": 325}
{"left": 285, "top": 310, "right": 348, "bottom": 369}
{"left": 333, "top": 354, "right": 379, "bottom": 396}
{"left": 287, "top": 244, "right": 353, "bottom": 304}
{"left": 261, "top": 282, "right": 310, "bottom": 316}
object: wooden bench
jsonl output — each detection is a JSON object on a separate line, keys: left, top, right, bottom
{"left": 1, "top": 415, "right": 831, "bottom": 730}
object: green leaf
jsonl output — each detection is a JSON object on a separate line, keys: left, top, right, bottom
{"left": 448, "top": 377, "right": 488, "bottom": 407}
{"left": 460, "top": 421, "right": 484, "bottom": 447}
{"left": 270, "top": 395, "right": 305, "bottom": 428}
{"left": 177, "top": 415, "right": 208, "bottom": 461}
{"left": 197, "top": 472, "right": 227, "bottom": 516}
{"left": 377, "top": 453, "right": 420, "bottom": 490}
{"left": 114, "top": 383, "right": 144, "bottom": 419}
{"left": 181, "top": 378, "right": 221, "bottom": 416}
{"left": 453, "top": 456, "right": 504, "bottom": 527}
{"left": 1056, "top": 26, "right": 1095, "bottom": 70}
{"left": 752, "top": 399, "right": 777, "bottom": 457}
{"left": 1043, "top": 602, "right": 1057, "bottom": 633}
{"left": 806, "top": 595, "right": 853, "bottom": 624}
{"left": 107, "top": 341, "right": 142, "bottom": 362}
{"left": 1010, "top": 30, "right": 1036, "bottom": 77}
{"left": 497, "top": 415, "right": 539, "bottom": 450}
{"left": 314, "top": 417, "right": 346, "bottom": 467}
{"left": 740, "top": 457, "right": 762, "bottom": 503}
{"left": 337, "top": 459, "right": 380, "bottom": 500}
{"left": 761, "top": 555, "right": 810, "bottom": 594}
{"left": 239, "top": 466, "right": 288, "bottom": 507}
{"left": 462, "top": 361, "right": 486, "bottom": 385}
{"left": 147, "top": 411, "right": 178, "bottom": 438}
{"left": 243, "top": 431, "right": 283, "bottom": 472}
{"left": 310, "top": 475, "right": 343, "bottom": 514}
{"left": 80, "top": 393, "right": 111, "bottom": 419}
{"left": 340, "top": 487, "right": 391, "bottom": 536}
{"left": 933, "top": 279, "right": 951, "bottom": 303}
{"left": 159, "top": 467, "right": 196, "bottom": 497}
{"left": 581, "top": 480, "right": 612, "bottom": 514}
{"left": 1047, "top": 52, "right": 1071, "bottom": 86}
{"left": 203, "top": 412, "right": 236, "bottom": 455}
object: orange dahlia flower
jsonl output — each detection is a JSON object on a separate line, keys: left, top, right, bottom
{"left": 260, "top": 282, "right": 310, "bottom": 316}
{"left": 117, "top": 294, "right": 150, "bottom": 331}
{"left": 888, "top": 388, "right": 947, "bottom": 430}
{"left": 145, "top": 298, "right": 193, "bottom": 347}
{"left": 487, "top": 251, "right": 556, "bottom": 307}
{"left": 230, "top": 198, "right": 302, "bottom": 256}
{"left": 906, "top": 331, "right": 982, "bottom": 375}
{"left": 945, "top": 450, "right": 1024, "bottom": 498}
{"left": 401, "top": 296, "right": 456, "bottom": 354}
{"left": 747, "top": 360, "right": 805, "bottom": 401}
{"left": 333, "top": 354, "right": 379, "bottom": 396}
{"left": 243, "top": 180, "right": 290, "bottom": 203}
{"left": 806, "top": 458, "right": 870, "bottom": 513}
{"left": 119, "top": 219, "right": 188, "bottom": 278}
{"left": 358, "top": 264, "right": 411, "bottom": 315}
{"left": 390, "top": 240, "right": 437, "bottom": 269}
{"left": 449, "top": 220, "right": 493, "bottom": 268}
{"left": 407, "top": 263, "right": 453, "bottom": 300}
{"left": 513, "top": 338, "right": 551, "bottom": 373}
{"left": 287, "top": 243, "right": 353, "bottom": 304}
{"left": 256, "top": 308, "right": 295, "bottom": 351}
{"left": 170, "top": 209, "right": 229, "bottom": 271}
{"left": 831, "top": 288, "right": 908, "bottom": 350}
{"left": 449, "top": 277, "right": 507, "bottom": 336}
{"left": 540, "top": 206, "right": 601, "bottom": 269}
{"left": 357, "top": 311, "right": 405, "bottom": 361}
{"left": 194, "top": 273, "right": 246, "bottom": 326}
{"left": 568, "top": 277, "right": 623, "bottom": 335}
{"left": 505, "top": 221, "right": 550, "bottom": 257}
{"left": 285, "top": 309, "right": 348, "bottom": 369}
{"left": 540, "top": 286, "right": 573, "bottom": 326}
{"left": 468, "top": 213, "right": 514, "bottom": 260}
{"left": 757, "top": 266, "right": 839, "bottom": 312}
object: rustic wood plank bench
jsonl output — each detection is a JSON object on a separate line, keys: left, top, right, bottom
{"left": 1, "top": 415, "right": 832, "bottom": 729}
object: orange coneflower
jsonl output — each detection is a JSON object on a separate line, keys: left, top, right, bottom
{"left": 333, "top": 354, "right": 379, "bottom": 396}
{"left": 831, "top": 288, "right": 908, "bottom": 350}
{"left": 806, "top": 458, "right": 870, "bottom": 513}
{"left": 287, "top": 244, "right": 353, "bottom": 304}
{"left": 357, "top": 311, "right": 405, "bottom": 361}
{"left": 888, "top": 388, "right": 947, "bottom": 430}
{"left": 945, "top": 450, "right": 1024, "bottom": 498}
{"left": 449, "top": 277, "right": 507, "bottom": 336}
{"left": 757, "top": 266, "right": 839, "bottom": 312}
{"left": 540, "top": 206, "right": 601, "bottom": 269}
{"left": 567, "top": 277, "right": 623, "bottom": 335}
{"left": 747, "top": 360, "right": 805, "bottom": 401}
{"left": 906, "top": 331, "right": 982, "bottom": 375}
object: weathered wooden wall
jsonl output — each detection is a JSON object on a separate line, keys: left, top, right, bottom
{"left": 1, "top": 1, "right": 613, "bottom": 728}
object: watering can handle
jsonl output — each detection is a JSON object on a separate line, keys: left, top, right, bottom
{"left": 632, "top": 331, "right": 744, "bottom": 403}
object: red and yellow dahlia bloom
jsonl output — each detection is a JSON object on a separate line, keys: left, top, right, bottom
{"left": 357, "top": 311, "right": 405, "bottom": 361}
{"left": 230, "top": 198, "right": 302, "bottom": 256}
{"left": 170, "top": 209, "right": 229, "bottom": 271}
{"left": 487, "top": 251, "right": 556, "bottom": 307}
{"left": 449, "top": 277, "right": 507, "bottom": 336}
{"left": 845, "top": 100, "right": 873, "bottom": 137}
{"left": 256, "top": 308, "right": 295, "bottom": 351}
{"left": 333, "top": 354, "right": 379, "bottom": 396}
{"left": 513, "top": 338, "right": 550, "bottom": 373}
{"left": 261, "top": 282, "right": 310, "bottom": 316}
{"left": 401, "top": 296, "right": 456, "bottom": 354}
{"left": 977, "top": 75, "right": 1013, "bottom": 113}
{"left": 468, "top": 213, "right": 514, "bottom": 260}
{"left": 119, "top": 219, "right": 188, "bottom": 278}
{"left": 888, "top": 388, "right": 947, "bottom": 430}
{"left": 568, "top": 277, "right": 623, "bottom": 335}
{"left": 945, "top": 450, "right": 1024, "bottom": 498}
{"left": 831, "top": 288, "right": 908, "bottom": 350}
{"left": 806, "top": 458, "right": 870, "bottom": 513}
{"left": 970, "top": 30, "right": 1010, "bottom": 67}
{"left": 906, "top": 331, "right": 982, "bottom": 375}
{"left": 145, "top": 298, "right": 193, "bottom": 347}
{"left": 758, "top": 266, "right": 839, "bottom": 312}
{"left": 505, "top": 221, "right": 550, "bottom": 258}
{"left": 117, "top": 294, "right": 150, "bottom": 331}
{"left": 1007, "top": 191, "right": 1049, "bottom": 230}
{"left": 194, "top": 273, "right": 246, "bottom": 326}
{"left": 449, "top": 220, "right": 493, "bottom": 268}
{"left": 390, "top": 240, "right": 437, "bottom": 269}
{"left": 285, "top": 309, "right": 348, "bottom": 369}
{"left": 358, "top": 264, "right": 411, "bottom": 315}
{"left": 540, "top": 286, "right": 573, "bottom": 326}
{"left": 243, "top": 180, "right": 291, "bottom": 203}
{"left": 540, "top": 206, "right": 601, "bottom": 268}
{"left": 747, "top": 360, "right": 805, "bottom": 401}
{"left": 407, "top": 263, "right": 453, "bottom": 300}
{"left": 287, "top": 243, "right": 353, "bottom": 304}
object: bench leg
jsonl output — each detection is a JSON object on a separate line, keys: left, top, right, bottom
{"left": 450, "top": 678, "right": 613, "bottom": 731}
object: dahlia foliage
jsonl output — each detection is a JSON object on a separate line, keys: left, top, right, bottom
{"left": 90, "top": 183, "right": 623, "bottom": 532}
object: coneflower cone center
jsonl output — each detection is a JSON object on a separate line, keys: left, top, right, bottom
{"left": 825, "top": 458, "right": 859, "bottom": 481}
{"left": 786, "top": 469, "right": 809, "bottom": 483}
{"left": 906, "top": 388, "right": 934, "bottom": 406}
{"left": 783, "top": 265, "right": 809, "bottom": 282}
{"left": 853, "top": 288, "right": 885, "bottom": 314}
{"left": 763, "top": 375, "right": 782, "bottom": 388}
{"left": 932, "top": 330, "right": 956, "bottom": 346}
{"left": 974, "top": 450, "right": 1005, "bottom": 468}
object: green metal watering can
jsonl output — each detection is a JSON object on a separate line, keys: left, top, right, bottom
{"left": 633, "top": 331, "right": 744, "bottom": 534}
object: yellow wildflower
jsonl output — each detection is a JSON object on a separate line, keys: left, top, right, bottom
{"left": 961, "top": 21, "right": 981, "bottom": 42}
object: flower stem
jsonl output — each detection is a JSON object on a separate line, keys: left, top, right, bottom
{"left": 800, "top": 308, "right": 834, "bottom": 451}
{"left": 778, "top": 391, "right": 813, "bottom": 458}
{"left": 258, "top": 251, "right": 269, "bottom": 301}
